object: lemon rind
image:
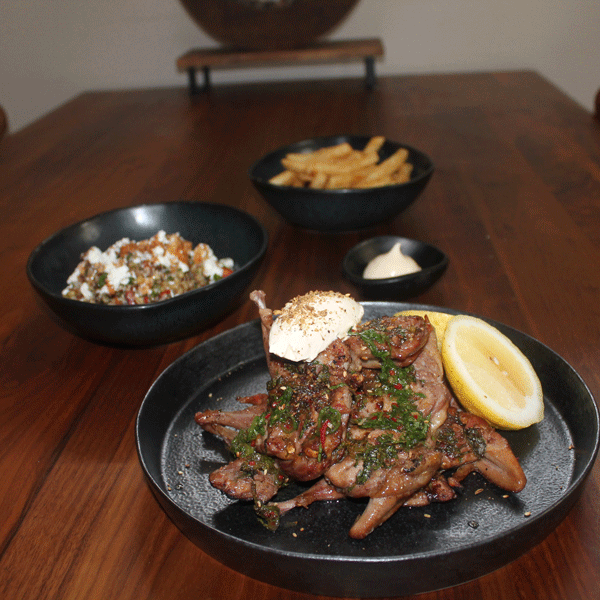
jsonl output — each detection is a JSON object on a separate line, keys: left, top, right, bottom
{"left": 442, "top": 315, "right": 544, "bottom": 430}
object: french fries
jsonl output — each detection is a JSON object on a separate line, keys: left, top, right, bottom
{"left": 268, "top": 137, "right": 413, "bottom": 189}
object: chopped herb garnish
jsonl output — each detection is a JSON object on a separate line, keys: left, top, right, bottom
{"left": 354, "top": 434, "right": 407, "bottom": 485}
{"left": 465, "top": 427, "right": 487, "bottom": 458}
{"left": 96, "top": 272, "right": 107, "bottom": 288}
{"left": 255, "top": 502, "right": 280, "bottom": 531}
{"left": 316, "top": 406, "right": 342, "bottom": 461}
{"left": 350, "top": 323, "right": 430, "bottom": 450}
{"left": 265, "top": 384, "right": 298, "bottom": 431}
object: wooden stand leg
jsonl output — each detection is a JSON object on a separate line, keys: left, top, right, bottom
{"left": 187, "top": 68, "right": 198, "bottom": 95}
{"left": 187, "top": 67, "right": 212, "bottom": 95}
{"left": 365, "top": 56, "right": 376, "bottom": 89}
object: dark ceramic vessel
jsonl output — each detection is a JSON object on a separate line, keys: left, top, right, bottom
{"left": 26, "top": 202, "right": 268, "bottom": 346}
{"left": 178, "top": 0, "right": 360, "bottom": 51}
{"left": 249, "top": 136, "right": 434, "bottom": 232}
{"left": 342, "top": 235, "right": 448, "bottom": 299}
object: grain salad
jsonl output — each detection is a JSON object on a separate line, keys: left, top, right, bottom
{"left": 62, "top": 231, "right": 234, "bottom": 305}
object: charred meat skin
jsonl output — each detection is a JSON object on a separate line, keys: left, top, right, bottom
{"left": 209, "top": 457, "right": 287, "bottom": 503}
{"left": 258, "top": 373, "right": 353, "bottom": 481}
{"left": 435, "top": 405, "right": 526, "bottom": 492}
{"left": 345, "top": 315, "right": 430, "bottom": 368}
{"left": 195, "top": 393, "right": 268, "bottom": 442}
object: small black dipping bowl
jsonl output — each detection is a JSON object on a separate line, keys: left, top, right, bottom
{"left": 26, "top": 202, "right": 268, "bottom": 347}
{"left": 342, "top": 235, "right": 448, "bottom": 300}
{"left": 249, "top": 135, "right": 434, "bottom": 232}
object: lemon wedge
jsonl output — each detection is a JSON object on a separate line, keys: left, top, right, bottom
{"left": 396, "top": 309, "right": 453, "bottom": 350}
{"left": 441, "top": 315, "right": 544, "bottom": 430}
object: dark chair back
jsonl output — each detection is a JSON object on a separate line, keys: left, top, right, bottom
{"left": 0, "top": 105, "right": 7, "bottom": 138}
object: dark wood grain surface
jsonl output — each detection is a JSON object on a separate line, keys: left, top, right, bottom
{"left": 1, "top": 72, "right": 599, "bottom": 600}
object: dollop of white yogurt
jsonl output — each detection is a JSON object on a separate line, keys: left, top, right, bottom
{"left": 269, "top": 291, "right": 364, "bottom": 362}
{"left": 363, "top": 242, "right": 421, "bottom": 279}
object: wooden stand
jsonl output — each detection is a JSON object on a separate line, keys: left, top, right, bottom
{"left": 176, "top": 38, "right": 384, "bottom": 94}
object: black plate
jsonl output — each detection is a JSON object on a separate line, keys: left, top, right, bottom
{"left": 136, "top": 303, "right": 599, "bottom": 597}
{"left": 249, "top": 136, "right": 434, "bottom": 232}
{"left": 342, "top": 235, "right": 448, "bottom": 299}
{"left": 26, "top": 202, "right": 268, "bottom": 346}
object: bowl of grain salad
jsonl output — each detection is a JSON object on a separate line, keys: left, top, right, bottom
{"left": 26, "top": 202, "right": 268, "bottom": 346}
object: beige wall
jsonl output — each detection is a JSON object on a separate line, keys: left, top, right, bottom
{"left": 2, "top": 0, "right": 599, "bottom": 133}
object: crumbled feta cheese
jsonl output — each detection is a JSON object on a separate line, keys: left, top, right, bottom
{"left": 79, "top": 282, "right": 92, "bottom": 300}
{"left": 202, "top": 257, "right": 223, "bottom": 279}
{"left": 107, "top": 264, "right": 131, "bottom": 289}
{"left": 84, "top": 246, "right": 104, "bottom": 265}
{"left": 62, "top": 231, "right": 232, "bottom": 305}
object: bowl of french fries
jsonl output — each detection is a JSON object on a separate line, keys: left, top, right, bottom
{"left": 249, "top": 135, "right": 434, "bottom": 231}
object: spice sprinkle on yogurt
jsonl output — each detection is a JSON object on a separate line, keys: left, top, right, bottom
{"left": 269, "top": 291, "right": 364, "bottom": 362}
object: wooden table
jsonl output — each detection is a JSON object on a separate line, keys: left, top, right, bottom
{"left": 1, "top": 72, "right": 599, "bottom": 600}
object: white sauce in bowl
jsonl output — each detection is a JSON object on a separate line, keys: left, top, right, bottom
{"left": 363, "top": 242, "right": 421, "bottom": 279}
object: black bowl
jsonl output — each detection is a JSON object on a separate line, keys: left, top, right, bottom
{"left": 342, "top": 235, "right": 448, "bottom": 299}
{"left": 26, "top": 202, "right": 268, "bottom": 347}
{"left": 249, "top": 135, "right": 434, "bottom": 232}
